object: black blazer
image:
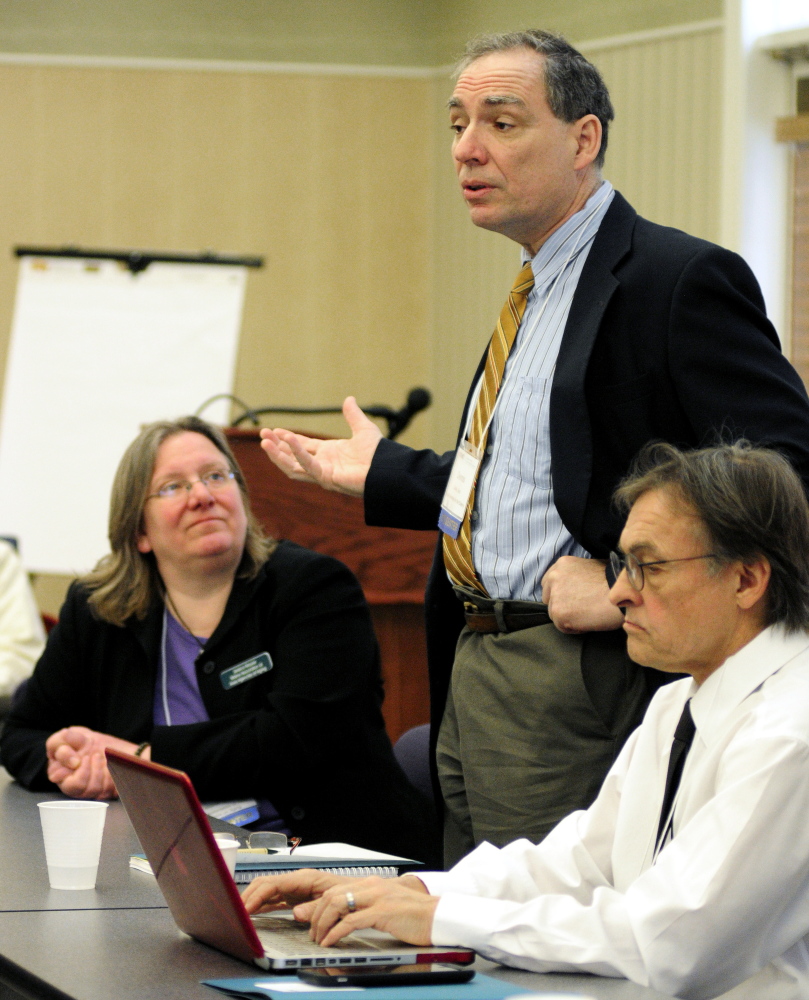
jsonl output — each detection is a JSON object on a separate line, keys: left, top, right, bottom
{"left": 0, "top": 541, "right": 439, "bottom": 864}
{"left": 365, "top": 192, "right": 809, "bottom": 744}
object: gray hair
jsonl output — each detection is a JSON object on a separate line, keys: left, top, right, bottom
{"left": 615, "top": 441, "right": 809, "bottom": 633}
{"left": 454, "top": 30, "right": 614, "bottom": 169}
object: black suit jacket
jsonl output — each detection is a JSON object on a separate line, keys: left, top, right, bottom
{"left": 364, "top": 192, "right": 809, "bottom": 745}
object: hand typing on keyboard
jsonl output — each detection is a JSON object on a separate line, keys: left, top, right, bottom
{"left": 242, "top": 870, "right": 437, "bottom": 948}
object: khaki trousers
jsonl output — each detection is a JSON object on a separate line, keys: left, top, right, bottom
{"left": 437, "top": 622, "right": 648, "bottom": 867}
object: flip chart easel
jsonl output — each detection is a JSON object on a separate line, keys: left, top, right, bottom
{"left": 0, "top": 248, "right": 262, "bottom": 573}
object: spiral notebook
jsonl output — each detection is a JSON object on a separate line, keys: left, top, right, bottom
{"left": 130, "top": 842, "right": 413, "bottom": 882}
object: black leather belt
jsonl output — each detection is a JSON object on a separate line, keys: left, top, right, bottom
{"left": 454, "top": 586, "right": 551, "bottom": 634}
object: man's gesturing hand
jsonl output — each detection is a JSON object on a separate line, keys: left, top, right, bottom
{"left": 259, "top": 396, "right": 382, "bottom": 497}
{"left": 541, "top": 555, "right": 625, "bottom": 634}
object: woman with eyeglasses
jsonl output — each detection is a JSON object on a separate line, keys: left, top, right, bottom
{"left": 0, "top": 416, "right": 437, "bottom": 863}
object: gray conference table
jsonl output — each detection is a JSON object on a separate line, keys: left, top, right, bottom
{"left": 0, "top": 768, "right": 674, "bottom": 1000}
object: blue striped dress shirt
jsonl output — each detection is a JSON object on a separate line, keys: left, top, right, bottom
{"left": 470, "top": 181, "right": 615, "bottom": 602}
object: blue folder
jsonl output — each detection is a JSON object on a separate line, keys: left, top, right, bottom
{"left": 202, "top": 971, "right": 539, "bottom": 999}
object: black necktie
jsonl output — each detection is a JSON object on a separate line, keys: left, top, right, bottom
{"left": 656, "top": 699, "right": 696, "bottom": 851}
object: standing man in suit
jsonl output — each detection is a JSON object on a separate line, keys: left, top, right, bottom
{"left": 260, "top": 30, "right": 809, "bottom": 865}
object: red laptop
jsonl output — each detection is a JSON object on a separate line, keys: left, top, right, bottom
{"left": 106, "top": 749, "right": 474, "bottom": 971}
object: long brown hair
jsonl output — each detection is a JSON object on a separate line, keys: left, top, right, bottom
{"left": 82, "top": 416, "right": 275, "bottom": 626}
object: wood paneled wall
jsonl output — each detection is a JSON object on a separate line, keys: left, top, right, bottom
{"left": 584, "top": 24, "right": 724, "bottom": 245}
{"left": 0, "top": 0, "right": 723, "bottom": 69}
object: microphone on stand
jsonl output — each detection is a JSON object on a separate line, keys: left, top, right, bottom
{"left": 227, "top": 387, "right": 432, "bottom": 439}
{"left": 363, "top": 387, "right": 432, "bottom": 439}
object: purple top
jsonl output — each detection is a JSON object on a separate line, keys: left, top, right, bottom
{"left": 153, "top": 610, "right": 209, "bottom": 726}
{"left": 152, "top": 609, "right": 288, "bottom": 833}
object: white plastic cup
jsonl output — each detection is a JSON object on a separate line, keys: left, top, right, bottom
{"left": 38, "top": 800, "right": 109, "bottom": 890}
{"left": 213, "top": 833, "right": 240, "bottom": 878}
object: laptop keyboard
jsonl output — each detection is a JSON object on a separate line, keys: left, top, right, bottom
{"left": 251, "top": 913, "right": 399, "bottom": 957}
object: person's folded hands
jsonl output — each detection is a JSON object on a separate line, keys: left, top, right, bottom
{"left": 44, "top": 726, "right": 143, "bottom": 799}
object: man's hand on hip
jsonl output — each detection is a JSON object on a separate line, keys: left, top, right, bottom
{"left": 541, "top": 556, "right": 625, "bottom": 634}
{"left": 259, "top": 396, "right": 382, "bottom": 497}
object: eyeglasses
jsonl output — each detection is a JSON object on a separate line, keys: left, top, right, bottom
{"left": 246, "top": 832, "right": 302, "bottom": 854}
{"left": 606, "top": 550, "right": 718, "bottom": 592}
{"left": 146, "top": 468, "right": 236, "bottom": 501}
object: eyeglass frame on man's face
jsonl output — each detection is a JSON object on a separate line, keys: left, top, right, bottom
{"left": 145, "top": 468, "right": 236, "bottom": 502}
{"left": 605, "top": 549, "right": 719, "bottom": 592}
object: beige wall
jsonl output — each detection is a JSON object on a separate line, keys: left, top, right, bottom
{"left": 585, "top": 24, "right": 724, "bottom": 244}
{"left": 0, "top": 0, "right": 720, "bottom": 66}
{"left": 0, "top": 63, "right": 433, "bottom": 447}
{"left": 0, "top": 0, "right": 442, "bottom": 67}
{"left": 0, "top": 61, "right": 436, "bottom": 611}
{"left": 437, "top": 0, "right": 722, "bottom": 57}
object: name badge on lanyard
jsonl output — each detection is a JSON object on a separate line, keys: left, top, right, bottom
{"left": 438, "top": 441, "right": 483, "bottom": 539}
{"left": 220, "top": 652, "right": 273, "bottom": 691}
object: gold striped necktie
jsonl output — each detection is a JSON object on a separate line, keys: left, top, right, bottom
{"left": 442, "top": 260, "right": 535, "bottom": 594}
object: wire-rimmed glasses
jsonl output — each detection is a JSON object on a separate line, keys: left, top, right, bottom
{"left": 606, "top": 550, "right": 718, "bottom": 591}
{"left": 146, "top": 468, "right": 236, "bottom": 502}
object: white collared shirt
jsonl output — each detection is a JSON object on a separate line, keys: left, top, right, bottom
{"left": 422, "top": 626, "right": 809, "bottom": 999}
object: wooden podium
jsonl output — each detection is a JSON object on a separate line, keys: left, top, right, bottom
{"left": 225, "top": 429, "right": 436, "bottom": 743}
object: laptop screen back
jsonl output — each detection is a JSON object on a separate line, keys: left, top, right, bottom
{"left": 106, "top": 748, "right": 264, "bottom": 965}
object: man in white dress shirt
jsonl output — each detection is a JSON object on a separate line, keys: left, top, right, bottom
{"left": 244, "top": 441, "right": 809, "bottom": 1000}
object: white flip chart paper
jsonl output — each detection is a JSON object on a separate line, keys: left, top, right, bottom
{"left": 0, "top": 255, "right": 246, "bottom": 573}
